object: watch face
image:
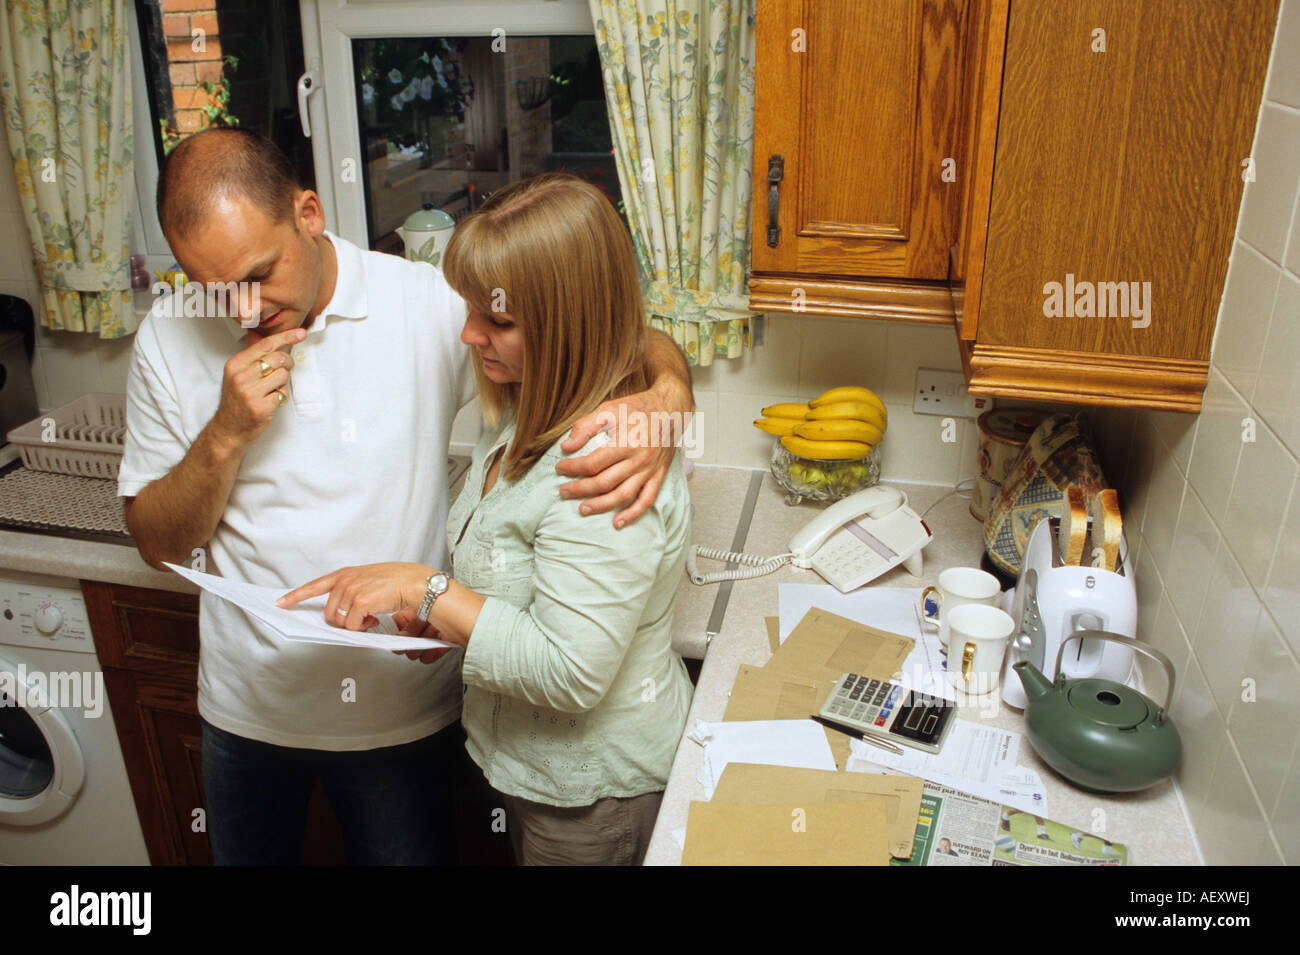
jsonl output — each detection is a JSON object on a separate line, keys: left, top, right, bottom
{"left": 431, "top": 573, "right": 449, "bottom": 594}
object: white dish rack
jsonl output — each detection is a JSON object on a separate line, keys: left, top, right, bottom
{"left": 6, "top": 393, "right": 126, "bottom": 480}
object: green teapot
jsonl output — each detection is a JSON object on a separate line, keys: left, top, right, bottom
{"left": 1013, "top": 630, "right": 1181, "bottom": 793}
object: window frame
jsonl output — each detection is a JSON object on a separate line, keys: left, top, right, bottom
{"left": 129, "top": 0, "right": 599, "bottom": 258}
{"left": 301, "top": 0, "right": 596, "bottom": 246}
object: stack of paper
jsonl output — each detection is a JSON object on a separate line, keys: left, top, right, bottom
{"left": 678, "top": 607, "right": 926, "bottom": 865}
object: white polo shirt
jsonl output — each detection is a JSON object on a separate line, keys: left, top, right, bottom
{"left": 118, "top": 232, "right": 475, "bottom": 750}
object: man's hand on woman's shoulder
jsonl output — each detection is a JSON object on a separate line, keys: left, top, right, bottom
{"left": 556, "top": 388, "right": 688, "bottom": 529}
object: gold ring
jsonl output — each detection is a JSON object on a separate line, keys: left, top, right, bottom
{"left": 260, "top": 359, "right": 272, "bottom": 377}
{"left": 276, "top": 389, "right": 287, "bottom": 406}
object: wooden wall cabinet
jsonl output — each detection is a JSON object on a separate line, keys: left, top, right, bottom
{"left": 749, "top": 0, "right": 967, "bottom": 322}
{"left": 954, "top": 0, "right": 1280, "bottom": 411}
{"left": 751, "top": 0, "right": 1280, "bottom": 411}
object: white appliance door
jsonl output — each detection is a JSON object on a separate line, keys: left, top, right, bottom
{"left": 0, "top": 653, "right": 85, "bottom": 826}
{"left": 299, "top": 0, "right": 595, "bottom": 246}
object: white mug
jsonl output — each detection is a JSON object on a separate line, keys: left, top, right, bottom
{"left": 945, "top": 604, "right": 1014, "bottom": 697}
{"left": 920, "top": 567, "right": 1002, "bottom": 648}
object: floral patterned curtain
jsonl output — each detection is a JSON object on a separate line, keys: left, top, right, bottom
{"left": 589, "top": 0, "right": 757, "bottom": 366}
{"left": 0, "top": 0, "right": 136, "bottom": 337}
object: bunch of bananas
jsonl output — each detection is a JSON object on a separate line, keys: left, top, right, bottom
{"left": 754, "top": 386, "right": 888, "bottom": 460}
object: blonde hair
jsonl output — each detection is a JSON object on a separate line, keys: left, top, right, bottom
{"left": 442, "top": 173, "right": 648, "bottom": 482}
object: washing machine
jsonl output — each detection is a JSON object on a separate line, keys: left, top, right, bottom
{"left": 0, "top": 568, "right": 149, "bottom": 864}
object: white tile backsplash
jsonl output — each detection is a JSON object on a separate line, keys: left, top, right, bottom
{"left": 1265, "top": 0, "right": 1300, "bottom": 108}
{"left": 882, "top": 321, "right": 963, "bottom": 400}
{"left": 1221, "top": 416, "right": 1296, "bottom": 588}
{"left": 1147, "top": 408, "right": 1197, "bottom": 477}
{"left": 1287, "top": 190, "right": 1300, "bottom": 274}
{"left": 1162, "top": 485, "right": 1219, "bottom": 637}
{"left": 1172, "top": 654, "right": 1228, "bottom": 832}
{"left": 1142, "top": 591, "right": 1190, "bottom": 707}
{"left": 1237, "top": 104, "right": 1300, "bottom": 263}
{"left": 1226, "top": 611, "right": 1300, "bottom": 816}
{"left": 1192, "top": 543, "right": 1261, "bottom": 717}
{"left": 1185, "top": 368, "right": 1247, "bottom": 524}
{"left": 795, "top": 315, "right": 889, "bottom": 400}
{"left": 699, "top": 311, "right": 802, "bottom": 396}
{"left": 35, "top": 324, "right": 106, "bottom": 407}
{"left": 1138, "top": 433, "right": 1186, "bottom": 570}
{"left": 1262, "top": 486, "right": 1300, "bottom": 659}
{"left": 1211, "top": 241, "right": 1280, "bottom": 401}
{"left": 1198, "top": 740, "right": 1272, "bottom": 865}
{"left": 1273, "top": 753, "right": 1300, "bottom": 865}
{"left": 1252, "top": 272, "right": 1300, "bottom": 452}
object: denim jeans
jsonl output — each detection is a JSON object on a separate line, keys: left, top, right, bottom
{"left": 200, "top": 718, "right": 461, "bottom": 865}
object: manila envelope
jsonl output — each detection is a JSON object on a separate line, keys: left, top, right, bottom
{"left": 710, "top": 762, "right": 924, "bottom": 860}
{"left": 681, "top": 800, "right": 889, "bottom": 865}
{"left": 764, "top": 616, "right": 781, "bottom": 654}
{"left": 723, "top": 664, "right": 850, "bottom": 769}
{"left": 766, "top": 606, "right": 914, "bottom": 685}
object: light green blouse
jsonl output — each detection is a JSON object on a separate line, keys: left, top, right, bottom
{"left": 447, "top": 411, "right": 694, "bottom": 807}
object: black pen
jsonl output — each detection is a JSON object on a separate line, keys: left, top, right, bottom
{"left": 811, "top": 715, "right": 905, "bottom": 755}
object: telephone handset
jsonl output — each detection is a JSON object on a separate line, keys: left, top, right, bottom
{"left": 686, "top": 484, "right": 933, "bottom": 593}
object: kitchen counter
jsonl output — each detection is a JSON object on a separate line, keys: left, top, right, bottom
{"left": 646, "top": 465, "right": 1201, "bottom": 867}
{"left": 0, "top": 457, "right": 1200, "bottom": 866}
{"left": 0, "top": 455, "right": 473, "bottom": 597}
{"left": 0, "top": 528, "right": 196, "bottom": 594}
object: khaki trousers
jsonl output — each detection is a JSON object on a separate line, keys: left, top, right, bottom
{"left": 502, "top": 790, "right": 663, "bottom": 866}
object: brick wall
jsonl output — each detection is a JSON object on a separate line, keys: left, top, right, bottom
{"left": 503, "top": 38, "right": 553, "bottom": 178}
{"left": 159, "top": 0, "right": 225, "bottom": 134}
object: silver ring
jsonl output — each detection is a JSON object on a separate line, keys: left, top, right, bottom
{"left": 337, "top": 606, "right": 350, "bottom": 616}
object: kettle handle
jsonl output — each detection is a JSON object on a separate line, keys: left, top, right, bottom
{"left": 1056, "top": 630, "right": 1176, "bottom": 723}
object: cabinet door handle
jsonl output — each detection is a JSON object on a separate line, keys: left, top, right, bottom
{"left": 766, "top": 155, "right": 784, "bottom": 247}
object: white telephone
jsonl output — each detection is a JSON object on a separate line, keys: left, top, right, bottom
{"left": 686, "top": 485, "right": 933, "bottom": 593}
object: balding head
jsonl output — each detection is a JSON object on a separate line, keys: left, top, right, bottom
{"left": 156, "top": 128, "right": 301, "bottom": 242}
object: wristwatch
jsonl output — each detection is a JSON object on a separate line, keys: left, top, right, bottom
{"left": 416, "top": 572, "right": 450, "bottom": 622}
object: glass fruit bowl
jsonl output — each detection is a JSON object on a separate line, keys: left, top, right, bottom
{"left": 770, "top": 441, "right": 882, "bottom": 506}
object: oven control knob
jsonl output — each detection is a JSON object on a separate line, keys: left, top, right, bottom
{"left": 34, "top": 603, "right": 63, "bottom": 636}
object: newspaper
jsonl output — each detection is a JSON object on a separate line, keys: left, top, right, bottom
{"left": 891, "top": 781, "right": 1128, "bottom": 866}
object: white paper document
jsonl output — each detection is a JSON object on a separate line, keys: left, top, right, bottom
{"left": 166, "top": 563, "right": 454, "bottom": 651}
{"left": 778, "top": 582, "right": 924, "bottom": 643}
{"left": 846, "top": 719, "right": 1048, "bottom": 816}
{"left": 688, "top": 719, "right": 838, "bottom": 800}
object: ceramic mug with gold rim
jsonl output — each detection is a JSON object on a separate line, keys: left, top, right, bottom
{"left": 920, "top": 567, "right": 1002, "bottom": 649}
{"left": 945, "top": 604, "right": 1015, "bottom": 697}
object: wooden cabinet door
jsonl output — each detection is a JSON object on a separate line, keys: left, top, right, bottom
{"left": 751, "top": 0, "right": 965, "bottom": 285}
{"left": 963, "top": 0, "right": 1278, "bottom": 411}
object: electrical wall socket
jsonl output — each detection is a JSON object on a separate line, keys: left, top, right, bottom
{"left": 913, "top": 368, "right": 989, "bottom": 418}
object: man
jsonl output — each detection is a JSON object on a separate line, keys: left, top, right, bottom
{"left": 119, "top": 128, "right": 693, "bottom": 865}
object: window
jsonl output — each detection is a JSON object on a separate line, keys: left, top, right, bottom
{"left": 129, "top": 0, "right": 314, "bottom": 264}
{"left": 352, "top": 33, "right": 620, "bottom": 255}
{"left": 128, "top": 0, "right": 618, "bottom": 259}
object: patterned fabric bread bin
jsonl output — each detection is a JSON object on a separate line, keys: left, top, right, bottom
{"left": 972, "top": 407, "right": 1044, "bottom": 521}
{"left": 983, "top": 412, "right": 1108, "bottom": 576}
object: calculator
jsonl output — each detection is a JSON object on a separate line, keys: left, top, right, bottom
{"left": 817, "top": 672, "right": 957, "bottom": 754}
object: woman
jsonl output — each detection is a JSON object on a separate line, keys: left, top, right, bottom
{"left": 278, "top": 173, "right": 693, "bottom": 865}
